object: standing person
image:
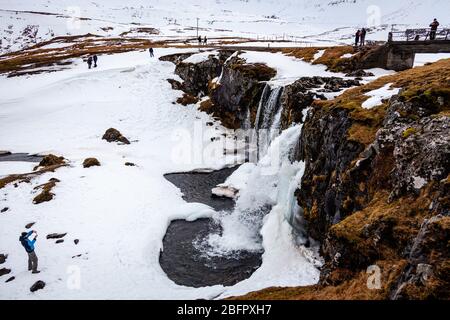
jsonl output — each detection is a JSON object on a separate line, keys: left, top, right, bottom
{"left": 19, "top": 230, "right": 40, "bottom": 274}
{"left": 429, "top": 18, "right": 439, "bottom": 40}
{"left": 93, "top": 55, "right": 98, "bottom": 68}
{"left": 149, "top": 47, "right": 154, "bottom": 57}
{"left": 198, "top": 35, "right": 202, "bottom": 45}
{"left": 360, "top": 28, "right": 367, "bottom": 46}
{"left": 355, "top": 30, "right": 361, "bottom": 47}
{"left": 204, "top": 36, "right": 207, "bottom": 45}
{"left": 87, "top": 56, "right": 93, "bottom": 69}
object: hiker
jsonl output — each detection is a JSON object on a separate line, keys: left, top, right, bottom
{"left": 20, "top": 230, "right": 40, "bottom": 274}
{"left": 198, "top": 35, "right": 202, "bottom": 45}
{"left": 429, "top": 18, "right": 439, "bottom": 40}
{"left": 87, "top": 56, "right": 93, "bottom": 69}
{"left": 355, "top": 30, "right": 361, "bottom": 47}
{"left": 149, "top": 47, "right": 154, "bottom": 57}
{"left": 204, "top": 36, "right": 207, "bottom": 45}
{"left": 93, "top": 55, "right": 98, "bottom": 68}
{"left": 360, "top": 28, "right": 367, "bottom": 46}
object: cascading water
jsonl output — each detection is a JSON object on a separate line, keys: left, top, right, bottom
{"left": 253, "top": 84, "right": 284, "bottom": 160}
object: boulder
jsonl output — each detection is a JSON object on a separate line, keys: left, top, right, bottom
{"left": 345, "top": 69, "right": 375, "bottom": 77}
{"left": 0, "top": 254, "right": 7, "bottom": 264}
{"left": 30, "top": 280, "right": 45, "bottom": 292}
{"left": 1, "top": 207, "right": 8, "bottom": 213}
{"left": 0, "top": 268, "right": 11, "bottom": 277}
{"left": 74, "top": 239, "right": 80, "bottom": 245}
{"left": 83, "top": 158, "right": 101, "bottom": 168}
{"left": 25, "top": 222, "right": 35, "bottom": 229}
{"left": 35, "top": 154, "right": 65, "bottom": 169}
{"left": 46, "top": 233, "right": 67, "bottom": 239}
{"left": 5, "top": 276, "right": 15, "bottom": 283}
{"left": 102, "top": 128, "right": 130, "bottom": 145}
{"left": 124, "top": 162, "right": 135, "bottom": 167}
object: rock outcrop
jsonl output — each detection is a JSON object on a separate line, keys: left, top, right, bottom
{"left": 83, "top": 158, "right": 101, "bottom": 168}
{"left": 30, "top": 280, "right": 45, "bottom": 292}
{"left": 102, "top": 128, "right": 130, "bottom": 145}
{"left": 204, "top": 56, "right": 277, "bottom": 128}
{"left": 296, "top": 85, "right": 449, "bottom": 299}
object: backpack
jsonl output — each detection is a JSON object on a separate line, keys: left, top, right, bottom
{"left": 20, "top": 235, "right": 33, "bottom": 252}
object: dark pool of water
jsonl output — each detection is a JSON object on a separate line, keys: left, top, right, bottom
{"left": 0, "top": 152, "right": 43, "bottom": 163}
{"left": 160, "top": 166, "right": 263, "bottom": 288}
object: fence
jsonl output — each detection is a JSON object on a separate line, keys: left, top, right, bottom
{"left": 388, "top": 28, "right": 450, "bottom": 42}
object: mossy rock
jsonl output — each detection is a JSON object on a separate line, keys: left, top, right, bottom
{"left": 35, "top": 154, "right": 65, "bottom": 170}
{"left": 402, "top": 127, "right": 417, "bottom": 139}
{"left": 176, "top": 93, "right": 199, "bottom": 106}
{"left": 33, "top": 190, "right": 54, "bottom": 204}
{"left": 83, "top": 158, "right": 101, "bottom": 168}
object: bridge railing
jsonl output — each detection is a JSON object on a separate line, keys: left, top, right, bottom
{"left": 388, "top": 28, "right": 450, "bottom": 42}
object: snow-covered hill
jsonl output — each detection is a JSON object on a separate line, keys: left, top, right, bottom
{"left": 1, "top": 0, "right": 448, "bottom": 53}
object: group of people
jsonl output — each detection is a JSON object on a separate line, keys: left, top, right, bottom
{"left": 86, "top": 55, "right": 98, "bottom": 69}
{"left": 198, "top": 35, "right": 208, "bottom": 45}
{"left": 355, "top": 18, "right": 441, "bottom": 46}
{"left": 354, "top": 28, "right": 367, "bottom": 47}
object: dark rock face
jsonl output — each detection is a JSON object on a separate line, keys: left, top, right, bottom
{"left": 206, "top": 56, "right": 277, "bottom": 129}
{"left": 280, "top": 77, "right": 360, "bottom": 130}
{"left": 5, "top": 276, "right": 15, "bottom": 283}
{"left": 74, "top": 239, "right": 79, "bottom": 245}
{"left": 1, "top": 207, "right": 8, "bottom": 213}
{"left": 46, "top": 233, "right": 66, "bottom": 239}
{"left": 102, "top": 128, "right": 130, "bottom": 145}
{"left": 296, "top": 107, "right": 364, "bottom": 241}
{"left": 174, "top": 52, "right": 228, "bottom": 97}
{"left": 391, "top": 214, "right": 450, "bottom": 299}
{"left": 164, "top": 50, "right": 234, "bottom": 98}
{"left": 163, "top": 50, "right": 276, "bottom": 129}
{"left": 296, "top": 91, "right": 450, "bottom": 298}
{"left": 83, "top": 158, "right": 101, "bottom": 168}
{"left": 0, "top": 254, "right": 7, "bottom": 264}
{"left": 30, "top": 280, "right": 45, "bottom": 292}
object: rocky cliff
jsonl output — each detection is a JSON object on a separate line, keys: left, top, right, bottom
{"left": 161, "top": 50, "right": 449, "bottom": 299}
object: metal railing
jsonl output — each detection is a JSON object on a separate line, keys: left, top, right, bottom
{"left": 388, "top": 28, "right": 450, "bottom": 42}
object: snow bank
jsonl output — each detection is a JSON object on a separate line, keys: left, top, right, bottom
{"left": 241, "top": 51, "right": 343, "bottom": 86}
{"left": 362, "top": 83, "right": 400, "bottom": 109}
{"left": 183, "top": 51, "right": 219, "bottom": 64}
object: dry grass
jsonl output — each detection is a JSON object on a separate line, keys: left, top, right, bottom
{"left": 312, "top": 46, "right": 355, "bottom": 71}
{"left": 282, "top": 47, "right": 321, "bottom": 62}
{"left": 231, "top": 260, "right": 406, "bottom": 300}
{"left": 0, "top": 164, "right": 66, "bottom": 190}
{"left": 0, "top": 35, "right": 169, "bottom": 76}
{"left": 33, "top": 178, "right": 60, "bottom": 204}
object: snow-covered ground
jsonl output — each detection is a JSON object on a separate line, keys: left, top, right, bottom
{"left": 1, "top": 0, "right": 449, "bottom": 301}
{"left": 1, "top": 0, "right": 449, "bottom": 53}
{"left": 0, "top": 47, "right": 328, "bottom": 299}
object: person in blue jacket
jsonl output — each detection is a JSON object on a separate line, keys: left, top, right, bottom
{"left": 19, "top": 230, "right": 40, "bottom": 274}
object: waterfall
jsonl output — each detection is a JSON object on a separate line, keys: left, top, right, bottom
{"left": 203, "top": 125, "right": 309, "bottom": 256}
{"left": 253, "top": 84, "right": 284, "bottom": 160}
